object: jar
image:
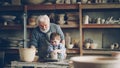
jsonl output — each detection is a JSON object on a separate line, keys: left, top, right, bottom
{"left": 85, "top": 43, "right": 90, "bottom": 49}
{"left": 28, "top": 16, "right": 37, "bottom": 26}
{"left": 56, "top": 0, "right": 64, "bottom": 4}
{"left": 82, "top": 0, "right": 88, "bottom": 3}
{"left": 50, "top": 51, "right": 58, "bottom": 59}
{"left": 65, "top": 33, "right": 71, "bottom": 49}
{"left": 71, "top": 0, "right": 77, "bottom": 4}
{"left": 83, "top": 15, "right": 89, "bottom": 24}
{"left": 102, "top": 0, "right": 107, "bottom": 3}
{"left": 96, "top": 18, "right": 101, "bottom": 24}
{"left": 65, "top": 0, "right": 71, "bottom": 4}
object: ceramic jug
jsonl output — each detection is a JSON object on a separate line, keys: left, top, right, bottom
{"left": 83, "top": 15, "right": 89, "bottom": 24}
{"left": 65, "top": 33, "right": 71, "bottom": 49}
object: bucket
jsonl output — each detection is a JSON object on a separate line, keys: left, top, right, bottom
{"left": 19, "top": 48, "right": 36, "bottom": 62}
{"left": 71, "top": 56, "right": 120, "bottom": 68}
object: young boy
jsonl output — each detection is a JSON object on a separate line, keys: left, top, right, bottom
{"left": 47, "top": 32, "right": 66, "bottom": 60}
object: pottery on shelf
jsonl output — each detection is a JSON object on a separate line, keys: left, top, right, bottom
{"left": 67, "top": 44, "right": 74, "bottom": 49}
{"left": 90, "top": 43, "right": 98, "bottom": 49}
{"left": 56, "top": 0, "right": 64, "bottom": 4}
{"left": 81, "top": 0, "right": 88, "bottom": 3}
{"left": 23, "top": 0, "right": 45, "bottom": 4}
{"left": 65, "top": 33, "right": 73, "bottom": 49}
{"left": 57, "top": 21, "right": 66, "bottom": 25}
{"left": 83, "top": 15, "right": 89, "bottom": 24}
{"left": 84, "top": 43, "right": 91, "bottom": 49}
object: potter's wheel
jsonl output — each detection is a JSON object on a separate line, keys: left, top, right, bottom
{"left": 71, "top": 56, "right": 120, "bottom": 68}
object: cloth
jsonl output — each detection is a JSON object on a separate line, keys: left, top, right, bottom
{"left": 47, "top": 43, "right": 66, "bottom": 59}
{"left": 29, "top": 23, "right": 65, "bottom": 59}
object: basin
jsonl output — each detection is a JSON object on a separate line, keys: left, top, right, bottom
{"left": 19, "top": 48, "right": 36, "bottom": 62}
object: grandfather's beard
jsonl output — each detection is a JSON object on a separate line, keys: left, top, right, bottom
{"left": 40, "top": 27, "right": 50, "bottom": 33}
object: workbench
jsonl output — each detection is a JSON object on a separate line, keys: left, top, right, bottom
{"left": 11, "top": 60, "right": 69, "bottom": 68}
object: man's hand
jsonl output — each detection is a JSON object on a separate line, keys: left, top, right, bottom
{"left": 30, "top": 45, "right": 38, "bottom": 53}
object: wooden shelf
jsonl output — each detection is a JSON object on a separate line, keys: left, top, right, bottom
{"left": 0, "top": 6, "right": 23, "bottom": 11}
{"left": 27, "top": 24, "right": 79, "bottom": 29}
{"left": 27, "top": 4, "right": 55, "bottom": 10}
{"left": 60, "top": 24, "right": 79, "bottom": 28}
{"left": 0, "top": 25, "right": 23, "bottom": 30}
{"left": 66, "top": 48, "right": 80, "bottom": 54}
{"left": 27, "top": 25, "right": 37, "bottom": 28}
{"left": 26, "top": 4, "right": 79, "bottom": 10}
{"left": 82, "top": 4, "right": 120, "bottom": 9}
{"left": 82, "top": 24, "right": 120, "bottom": 28}
{"left": 83, "top": 49, "right": 120, "bottom": 55}
{"left": 55, "top": 4, "right": 79, "bottom": 10}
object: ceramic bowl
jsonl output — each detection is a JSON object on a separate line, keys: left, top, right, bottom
{"left": 1, "top": 15, "right": 16, "bottom": 20}
{"left": 71, "top": 56, "right": 120, "bottom": 68}
{"left": 67, "top": 44, "right": 74, "bottom": 49}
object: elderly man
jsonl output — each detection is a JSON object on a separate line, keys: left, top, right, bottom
{"left": 29, "top": 15, "right": 65, "bottom": 60}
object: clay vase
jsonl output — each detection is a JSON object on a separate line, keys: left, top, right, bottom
{"left": 71, "top": 56, "right": 120, "bottom": 68}
{"left": 19, "top": 48, "right": 36, "bottom": 62}
{"left": 83, "top": 15, "right": 89, "bottom": 24}
{"left": 82, "top": 0, "right": 88, "bottom": 3}
{"left": 65, "top": 33, "right": 71, "bottom": 49}
{"left": 50, "top": 51, "right": 58, "bottom": 59}
{"left": 67, "top": 44, "right": 74, "bottom": 49}
{"left": 84, "top": 43, "right": 90, "bottom": 49}
{"left": 90, "top": 43, "right": 98, "bottom": 49}
{"left": 28, "top": 17, "right": 36, "bottom": 26}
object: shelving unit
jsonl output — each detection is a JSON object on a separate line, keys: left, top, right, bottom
{"left": 0, "top": 3, "right": 120, "bottom": 56}
{"left": 82, "top": 24, "right": 120, "bottom": 28}
{"left": 26, "top": 4, "right": 80, "bottom": 54}
{"left": 0, "top": 25, "right": 22, "bottom": 30}
{"left": 81, "top": 3, "right": 120, "bottom": 55}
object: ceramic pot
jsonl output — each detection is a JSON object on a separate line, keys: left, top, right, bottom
{"left": 84, "top": 43, "right": 90, "bottom": 49}
{"left": 50, "top": 51, "right": 58, "bottom": 59}
{"left": 19, "top": 48, "right": 36, "bottom": 62}
{"left": 24, "top": 0, "right": 45, "bottom": 4}
{"left": 82, "top": 0, "right": 88, "bottom": 3}
{"left": 71, "top": 56, "right": 120, "bottom": 68}
{"left": 83, "top": 15, "right": 89, "bottom": 24}
{"left": 67, "top": 44, "right": 74, "bottom": 49}
{"left": 90, "top": 43, "right": 98, "bottom": 49}
{"left": 57, "top": 21, "right": 65, "bottom": 25}
{"left": 65, "top": 33, "right": 71, "bottom": 48}
{"left": 65, "top": 0, "right": 71, "bottom": 4}
{"left": 56, "top": 0, "right": 64, "bottom": 4}
{"left": 28, "top": 17, "right": 36, "bottom": 26}
{"left": 71, "top": 0, "right": 77, "bottom": 4}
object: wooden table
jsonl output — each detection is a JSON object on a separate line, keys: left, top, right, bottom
{"left": 11, "top": 61, "right": 69, "bottom": 68}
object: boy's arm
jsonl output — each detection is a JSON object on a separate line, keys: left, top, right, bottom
{"left": 57, "top": 44, "right": 66, "bottom": 53}
{"left": 47, "top": 45, "right": 54, "bottom": 53}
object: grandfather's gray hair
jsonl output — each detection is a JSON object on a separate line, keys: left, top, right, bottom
{"left": 36, "top": 15, "right": 50, "bottom": 25}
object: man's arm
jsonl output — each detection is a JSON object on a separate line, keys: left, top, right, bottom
{"left": 56, "top": 25, "right": 65, "bottom": 45}
{"left": 29, "top": 29, "right": 38, "bottom": 48}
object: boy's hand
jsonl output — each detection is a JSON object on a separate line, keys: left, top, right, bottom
{"left": 54, "top": 49, "right": 62, "bottom": 53}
